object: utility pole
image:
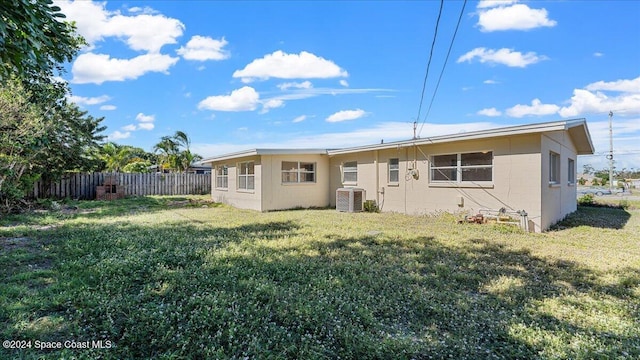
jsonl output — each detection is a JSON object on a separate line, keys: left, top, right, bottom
{"left": 608, "top": 111, "right": 614, "bottom": 192}
{"left": 412, "top": 120, "right": 418, "bottom": 140}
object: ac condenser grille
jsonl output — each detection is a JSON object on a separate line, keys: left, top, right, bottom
{"left": 336, "top": 188, "right": 365, "bottom": 212}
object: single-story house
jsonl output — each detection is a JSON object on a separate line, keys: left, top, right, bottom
{"left": 202, "top": 119, "right": 594, "bottom": 232}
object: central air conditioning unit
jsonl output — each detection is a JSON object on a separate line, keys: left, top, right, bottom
{"left": 336, "top": 188, "right": 365, "bottom": 212}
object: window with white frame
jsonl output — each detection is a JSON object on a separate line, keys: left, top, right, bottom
{"left": 282, "top": 161, "right": 316, "bottom": 183}
{"left": 215, "top": 165, "right": 228, "bottom": 189}
{"left": 238, "top": 161, "right": 255, "bottom": 190}
{"left": 549, "top": 152, "right": 560, "bottom": 184}
{"left": 568, "top": 158, "right": 575, "bottom": 185}
{"left": 388, "top": 158, "right": 399, "bottom": 183}
{"left": 430, "top": 152, "right": 493, "bottom": 183}
{"left": 343, "top": 161, "right": 357, "bottom": 183}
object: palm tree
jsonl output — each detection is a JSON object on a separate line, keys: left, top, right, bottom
{"left": 176, "top": 150, "right": 203, "bottom": 172}
{"left": 99, "top": 142, "right": 131, "bottom": 172}
{"left": 153, "top": 136, "right": 178, "bottom": 172}
{"left": 153, "top": 131, "right": 202, "bottom": 173}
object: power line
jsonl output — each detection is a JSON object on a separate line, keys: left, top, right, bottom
{"left": 414, "top": 0, "right": 444, "bottom": 137}
{"left": 418, "top": 0, "right": 468, "bottom": 138}
{"left": 582, "top": 150, "right": 640, "bottom": 157}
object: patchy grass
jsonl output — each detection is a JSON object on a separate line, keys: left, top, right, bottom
{"left": 1, "top": 197, "right": 639, "bottom": 359}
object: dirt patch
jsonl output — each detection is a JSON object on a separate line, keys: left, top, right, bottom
{"left": 0, "top": 236, "right": 34, "bottom": 251}
{"left": 1, "top": 236, "right": 54, "bottom": 271}
{"left": 168, "top": 199, "right": 217, "bottom": 208}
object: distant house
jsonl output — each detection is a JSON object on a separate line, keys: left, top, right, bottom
{"left": 148, "top": 163, "right": 211, "bottom": 174}
{"left": 202, "top": 119, "right": 594, "bottom": 232}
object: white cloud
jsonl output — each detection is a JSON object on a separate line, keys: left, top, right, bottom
{"left": 69, "top": 94, "right": 110, "bottom": 105}
{"left": 233, "top": 51, "right": 348, "bottom": 83}
{"left": 193, "top": 121, "right": 500, "bottom": 159}
{"left": 56, "top": 1, "right": 184, "bottom": 53}
{"left": 292, "top": 115, "right": 307, "bottom": 123}
{"left": 483, "top": 79, "right": 499, "bottom": 85}
{"left": 100, "top": 105, "right": 117, "bottom": 111}
{"left": 71, "top": 53, "right": 179, "bottom": 84}
{"left": 198, "top": 86, "right": 260, "bottom": 111}
{"left": 477, "top": 107, "right": 502, "bottom": 117}
{"left": 137, "top": 122, "right": 155, "bottom": 130}
{"left": 177, "top": 36, "right": 230, "bottom": 61}
{"left": 559, "top": 90, "right": 640, "bottom": 118}
{"left": 277, "top": 81, "right": 313, "bottom": 91}
{"left": 457, "top": 47, "right": 547, "bottom": 68}
{"left": 557, "top": 76, "right": 640, "bottom": 118}
{"left": 136, "top": 113, "right": 155, "bottom": 122}
{"left": 121, "top": 114, "right": 155, "bottom": 132}
{"left": 108, "top": 130, "right": 131, "bottom": 140}
{"left": 263, "top": 87, "right": 393, "bottom": 104}
{"left": 506, "top": 99, "right": 560, "bottom": 117}
{"left": 261, "top": 99, "right": 285, "bottom": 113}
{"left": 593, "top": 52, "right": 604, "bottom": 57}
{"left": 340, "top": 79, "right": 349, "bottom": 87}
{"left": 585, "top": 76, "right": 640, "bottom": 93}
{"left": 127, "top": 6, "right": 159, "bottom": 15}
{"left": 326, "top": 109, "right": 367, "bottom": 123}
{"left": 477, "top": 3, "right": 557, "bottom": 32}
{"left": 109, "top": 14, "right": 183, "bottom": 52}
{"left": 477, "top": 1, "right": 518, "bottom": 9}
{"left": 57, "top": 1, "right": 184, "bottom": 84}
{"left": 492, "top": 76, "right": 640, "bottom": 119}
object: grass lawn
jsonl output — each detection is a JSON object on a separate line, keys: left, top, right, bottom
{"left": 1, "top": 196, "right": 639, "bottom": 359}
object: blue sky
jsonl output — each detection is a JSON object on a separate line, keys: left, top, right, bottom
{"left": 56, "top": 0, "right": 640, "bottom": 172}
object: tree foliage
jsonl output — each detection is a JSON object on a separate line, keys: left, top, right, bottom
{"left": 0, "top": 0, "right": 83, "bottom": 83}
{"left": 99, "top": 142, "right": 131, "bottom": 172}
{"left": 0, "top": 1, "right": 108, "bottom": 211}
{"left": 0, "top": 80, "right": 49, "bottom": 209}
{"left": 0, "top": 80, "right": 106, "bottom": 211}
{"left": 96, "top": 143, "right": 155, "bottom": 173}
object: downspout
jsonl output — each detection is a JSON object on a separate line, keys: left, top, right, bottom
{"left": 375, "top": 150, "right": 379, "bottom": 206}
{"left": 404, "top": 147, "right": 409, "bottom": 214}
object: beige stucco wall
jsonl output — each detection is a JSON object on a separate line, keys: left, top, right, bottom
{"left": 261, "top": 154, "right": 330, "bottom": 211}
{"left": 210, "top": 155, "right": 262, "bottom": 211}
{"left": 210, "top": 154, "right": 330, "bottom": 212}
{"left": 330, "top": 134, "right": 547, "bottom": 231}
{"left": 540, "top": 131, "right": 579, "bottom": 230}
{"left": 207, "top": 128, "right": 582, "bottom": 232}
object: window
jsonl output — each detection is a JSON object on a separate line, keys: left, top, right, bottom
{"left": 549, "top": 152, "right": 560, "bottom": 184}
{"left": 568, "top": 158, "right": 575, "bottom": 185}
{"left": 215, "top": 165, "right": 228, "bottom": 189}
{"left": 282, "top": 161, "right": 316, "bottom": 183}
{"left": 461, "top": 152, "right": 493, "bottom": 182}
{"left": 430, "top": 152, "right": 493, "bottom": 183}
{"left": 343, "top": 161, "right": 358, "bottom": 183}
{"left": 388, "top": 158, "right": 399, "bottom": 183}
{"left": 238, "top": 161, "right": 255, "bottom": 190}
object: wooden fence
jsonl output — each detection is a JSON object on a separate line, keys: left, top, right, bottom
{"left": 30, "top": 172, "right": 211, "bottom": 200}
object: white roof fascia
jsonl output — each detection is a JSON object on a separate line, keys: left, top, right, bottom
{"left": 201, "top": 148, "right": 328, "bottom": 163}
{"left": 327, "top": 119, "right": 588, "bottom": 156}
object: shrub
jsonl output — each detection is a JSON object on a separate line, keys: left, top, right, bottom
{"left": 578, "top": 193, "right": 595, "bottom": 206}
{"left": 619, "top": 200, "right": 630, "bottom": 210}
{"left": 363, "top": 200, "right": 379, "bottom": 213}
